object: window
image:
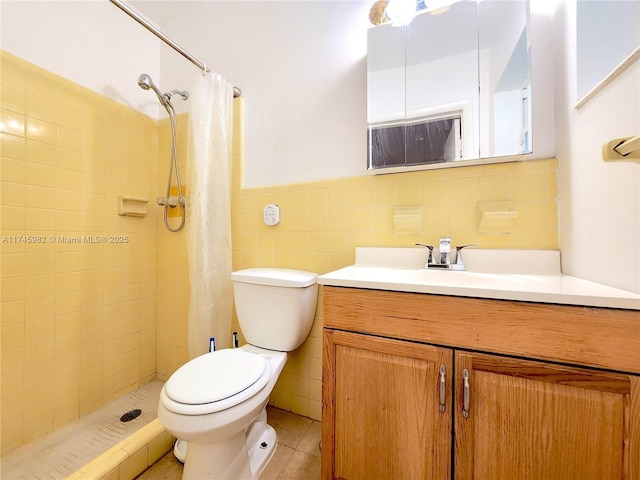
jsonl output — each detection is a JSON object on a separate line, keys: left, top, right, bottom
{"left": 368, "top": 112, "right": 462, "bottom": 169}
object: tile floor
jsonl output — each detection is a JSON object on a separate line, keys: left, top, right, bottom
{"left": 137, "top": 406, "right": 321, "bottom": 480}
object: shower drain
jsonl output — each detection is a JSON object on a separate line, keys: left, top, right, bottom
{"left": 120, "top": 409, "right": 142, "bottom": 422}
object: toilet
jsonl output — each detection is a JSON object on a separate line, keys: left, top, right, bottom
{"left": 157, "top": 268, "right": 318, "bottom": 480}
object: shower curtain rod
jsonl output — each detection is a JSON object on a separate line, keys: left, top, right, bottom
{"left": 109, "top": 0, "right": 242, "bottom": 98}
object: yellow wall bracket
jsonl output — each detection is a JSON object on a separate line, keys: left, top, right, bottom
{"left": 602, "top": 135, "right": 640, "bottom": 163}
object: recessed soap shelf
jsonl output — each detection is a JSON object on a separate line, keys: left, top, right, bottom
{"left": 118, "top": 196, "right": 149, "bottom": 217}
{"left": 393, "top": 206, "right": 422, "bottom": 235}
{"left": 477, "top": 201, "right": 518, "bottom": 234}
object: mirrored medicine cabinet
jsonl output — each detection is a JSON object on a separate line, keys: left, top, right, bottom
{"left": 367, "top": 0, "right": 532, "bottom": 171}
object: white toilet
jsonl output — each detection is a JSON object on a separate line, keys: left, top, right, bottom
{"left": 157, "top": 268, "right": 318, "bottom": 480}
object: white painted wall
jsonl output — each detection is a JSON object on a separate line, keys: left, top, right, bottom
{"left": 0, "top": 0, "right": 370, "bottom": 185}
{"left": 137, "top": 1, "right": 371, "bottom": 188}
{"left": 554, "top": 0, "right": 640, "bottom": 293}
{"left": 0, "top": 0, "right": 162, "bottom": 119}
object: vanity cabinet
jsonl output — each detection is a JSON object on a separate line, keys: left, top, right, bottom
{"left": 323, "top": 330, "right": 452, "bottom": 479}
{"left": 322, "top": 286, "right": 640, "bottom": 480}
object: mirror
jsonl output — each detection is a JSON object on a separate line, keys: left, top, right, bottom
{"left": 367, "top": 0, "right": 532, "bottom": 170}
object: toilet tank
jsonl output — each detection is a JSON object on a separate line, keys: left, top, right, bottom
{"left": 231, "top": 268, "right": 319, "bottom": 352}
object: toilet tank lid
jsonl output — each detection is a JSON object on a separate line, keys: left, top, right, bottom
{"left": 231, "top": 268, "right": 318, "bottom": 287}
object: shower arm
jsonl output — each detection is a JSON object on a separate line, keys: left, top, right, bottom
{"left": 109, "top": 0, "right": 242, "bottom": 98}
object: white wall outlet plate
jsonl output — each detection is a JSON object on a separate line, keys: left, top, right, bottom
{"left": 263, "top": 204, "right": 280, "bottom": 226}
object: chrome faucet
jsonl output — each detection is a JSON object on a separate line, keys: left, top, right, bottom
{"left": 439, "top": 237, "right": 451, "bottom": 265}
{"left": 416, "top": 238, "right": 476, "bottom": 271}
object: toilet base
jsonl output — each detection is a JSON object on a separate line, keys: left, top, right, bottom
{"left": 172, "top": 408, "right": 278, "bottom": 479}
{"left": 182, "top": 430, "right": 252, "bottom": 479}
{"left": 248, "top": 424, "right": 277, "bottom": 479}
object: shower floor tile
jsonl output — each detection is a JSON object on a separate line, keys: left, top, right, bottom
{"left": 137, "top": 406, "right": 321, "bottom": 480}
{"left": 1, "top": 380, "right": 163, "bottom": 480}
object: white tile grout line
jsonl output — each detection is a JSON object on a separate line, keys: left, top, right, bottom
{"left": 1, "top": 380, "right": 163, "bottom": 480}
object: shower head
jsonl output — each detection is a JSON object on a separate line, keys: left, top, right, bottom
{"left": 137, "top": 73, "right": 171, "bottom": 109}
{"left": 137, "top": 73, "right": 154, "bottom": 91}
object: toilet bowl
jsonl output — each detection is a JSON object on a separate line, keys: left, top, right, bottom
{"left": 158, "top": 345, "right": 287, "bottom": 479}
{"left": 157, "top": 268, "right": 318, "bottom": 480}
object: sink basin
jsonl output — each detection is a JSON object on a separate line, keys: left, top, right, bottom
{"left": 317, "top": 247, "right": 640, "bottom": 310}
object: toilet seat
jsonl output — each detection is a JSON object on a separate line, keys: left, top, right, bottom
{"left": 162, "top": 349, "right": 272, "bottom": 416}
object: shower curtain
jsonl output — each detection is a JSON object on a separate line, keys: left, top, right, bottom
{"left": 186, "top": 71, "right": 234, "bottom": 357}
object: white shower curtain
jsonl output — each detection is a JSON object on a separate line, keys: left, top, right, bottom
{"left": 186, "top": 71, "right": 234, "bottom": 358}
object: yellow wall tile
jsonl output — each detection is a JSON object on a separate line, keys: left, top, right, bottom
{"left": 449, "top": 176, "right": 479, "bottom": 203}
{"left": 53, "top": 392, "right": 79, "bottom": 425}
{"left": 479, "top": 175, "right": 511, "bottom": 201}
{"left": 513, "top": 172, "right": 548, "bottom": 201}
{"left": 2, "top": 180, "right": 26, "bottom": 206}
{"left": 1, "top": 206, "right": 25, "bottom": 230}
{"left": 24, "top": 362, "right": 54, "bottom": 390}
{"left": 349, "top": 185, "right": 371, "bottom": 208}
{"left": 26, "top": 70, "right": 56, "bottom": 99}
{"left": 1, "top": 108, "right": 25, "bottom": 136}
{"left": 57, "top": 126, "right": 83, "bottom": 151}
{"left": 1, "top": 253, "right": 24, "bottom": 278}
{"left": 57, "top": 147, "right": 82, "bottom": 171}
{"left": 26, "top": 163, "right": 56, "bottom": 187}
{"left": 1, "top": 84, "right": 26, "bottom": 114}
{"left": 24, "top": 339, "right": 54, "bottom": 367}
{"left": 1, "top": 132, "right": 26, "bottom": 160}
{"left": 25, "top": 317, "right": 54, "bottom": 344}
{"left": 1, "top": 300, "right": 24, "bottom": 327}
{"left": 27, "top": 117, "right": 56, "bottom": 144}
{"left": 1, "top": 55, "right": 26, "bottom": 89}
{"left": 55, "top": 311, "right": 81, "bottom": 336}
{"left": 1, "top": 277, "right": 25, "bottom": 302}
{"left": 1, "top": 347, "right": 24, "bottom": 375}
{"left": 2, "top": 157, "right": 26, "bottom": 183}
{"left": 25, "top": 185, "right": 56, "bottom": 209}
{"left": 309, "top": 188, "right": 328, "bottom": 210}
{"left": 27, "top": 94, "right": 57, "bottom": 123}
{"left": 58, "top": 107, "right": 83, "bottom": 132}
{"left": 328, "top": 187, "right": 349, "bottom": 210}
{"left": 2, "top": 324, "right": 24, "bottom": 351}
{"left": 394, "top": 181, "right": 421, "bottom": 205}
{"left": 56, "top": 83, "right": 82, "bottom": 111}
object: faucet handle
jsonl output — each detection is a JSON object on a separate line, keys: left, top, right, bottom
{"left": 454, "top": 244, "right": 477, "bottom": 266}
{"left": 415, "top": 243, "right": 435, "bottom": 265}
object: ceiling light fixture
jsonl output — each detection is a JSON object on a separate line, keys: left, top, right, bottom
{"left": 369, "top": 0, "right": 461, "bottom": 26}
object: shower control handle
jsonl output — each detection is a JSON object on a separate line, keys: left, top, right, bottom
{"left": 157, "top": 195, "right": 185, "bottom": 208}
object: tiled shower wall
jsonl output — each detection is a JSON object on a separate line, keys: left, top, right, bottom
{"left": 0, "top": 52, "right": 158, "bottom": 455}
{"left": 155, "top": 114, "right": 190, "bottom": 381}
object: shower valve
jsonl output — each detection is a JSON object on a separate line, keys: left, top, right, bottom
{"left": 157, "top": 196, "right": 183, "bottom": 207}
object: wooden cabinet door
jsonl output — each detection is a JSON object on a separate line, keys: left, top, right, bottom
{"left": 322, "top": 329, "right": 453, "bottom": 480}
{"left": 454, "top": 351, "right": 640, "bottom": 480}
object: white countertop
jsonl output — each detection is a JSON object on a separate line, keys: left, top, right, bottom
{"left": 317, "top": 248, "right": 640, "bottom": 311}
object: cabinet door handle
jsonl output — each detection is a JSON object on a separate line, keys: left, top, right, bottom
{"left": 438, "top": 364, "right": 446, "bottom": 412}
{"left": 462, "top": 369, "right": 470, "bottom": 419}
